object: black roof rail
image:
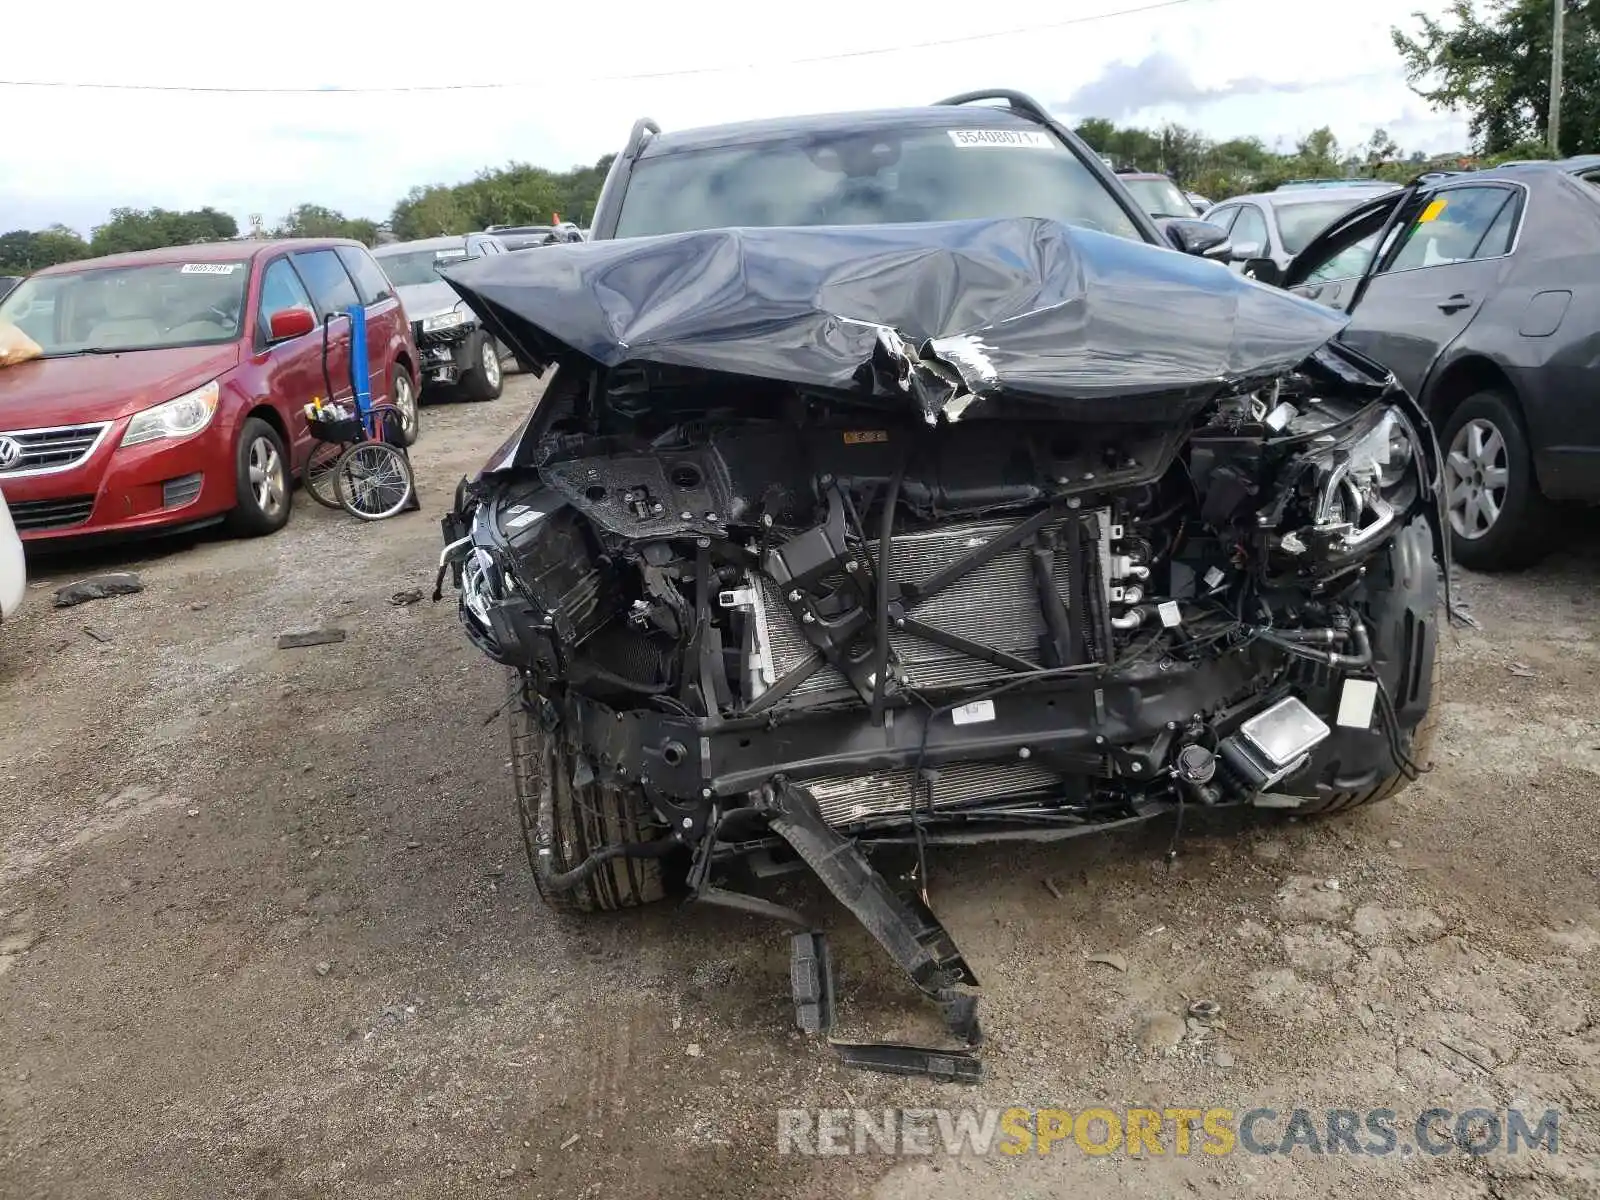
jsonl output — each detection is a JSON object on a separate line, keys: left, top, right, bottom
{"left": 624, "top": 117, "right": 661, "bottom": 158}
{"left": 934, "top": 89, "right": 1054, "bottom": 126}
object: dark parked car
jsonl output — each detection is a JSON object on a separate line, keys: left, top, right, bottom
{"left": 1202, "top": 184, "right": 1400, "bottom": 281}
{"left": 1279, "top": 163, "right": 1600, "bottom": 570}
{"left": 372, "top": 234, "right": 509, "bottom": 401}
{"left": 0, "top": 276, "right": 20, "bottom": 303}
{"left": 433, "top": 91, "right": 1447, "bottom": 1078}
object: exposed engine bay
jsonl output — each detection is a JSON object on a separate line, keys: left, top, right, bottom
{"left": 435, "top": 218, "right": 1450, "bottom": 1082}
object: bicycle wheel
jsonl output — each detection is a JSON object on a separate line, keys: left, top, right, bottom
{"left": 333, "top": 442, "right": 415, "bottom": 521}
{"left": 304, "top": 439, "right": 345, "bottom": 510}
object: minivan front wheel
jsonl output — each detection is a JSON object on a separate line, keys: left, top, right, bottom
{"left": 390, "top": 368, "right": 420, "bottom": 447}
{"left": 225, "top": 417, "right": 292, "bottom": 537}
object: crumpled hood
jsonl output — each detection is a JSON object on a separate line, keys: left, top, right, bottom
{"left": 443, "top": 216, "right": 1349, "bottom": 422}
{"left": 0, "top": 342, "right": 240, "bottom": 429}
{"left": 394, "top": 281, "right": 464, "bottom": 323}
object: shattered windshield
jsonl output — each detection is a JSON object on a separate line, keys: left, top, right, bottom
{"left": 1121, "top": 176, "right": 1194, "bottom": 218}
{"left": 374, "top": 247, "right": 469, "bottom": 286}
{"left": 0, "top": 261, "right": 248, "bottom": 356}
{"left": 615, "top": 126, "right": 1145, "bottom": 241}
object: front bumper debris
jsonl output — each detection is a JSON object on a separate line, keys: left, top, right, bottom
{"left": 414, "top": 320, "right": 477, "bottom": 385}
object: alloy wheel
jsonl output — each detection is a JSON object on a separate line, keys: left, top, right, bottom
{"left": 248, "top": 436, "right": 286, "bottom": 518}
{"left": 1444, "top": 417, "right": 1510, "bottom": 540}
{"left": 483, "top": 340, "right": 503, "bottom": 390}
{"left": 394, "top": 374, "right": 418, "bottom": 441}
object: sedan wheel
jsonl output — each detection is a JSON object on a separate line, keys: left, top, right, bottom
{"left": 1437, "top": 389, "right": 1553, "bottom": 572}
{"left": 1444, "top": 417, "right": 1509, "bottom": 540}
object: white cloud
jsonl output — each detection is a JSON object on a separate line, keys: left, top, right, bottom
{"left": 1, "top": 0, "right": 1469, "bottom": 237}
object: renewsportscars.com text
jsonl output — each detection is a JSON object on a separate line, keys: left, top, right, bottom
{"left": 777, "top": 1106, "right": 1561, "bottom": 1158}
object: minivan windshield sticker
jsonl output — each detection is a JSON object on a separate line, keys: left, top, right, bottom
{"left": 179, "top": 263, "right": 240, "bottom": 274}
{"left": 946, "top": 129, "right": 1052, "bottom": 149}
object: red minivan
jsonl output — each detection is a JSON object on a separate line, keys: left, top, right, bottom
{"left": 0, "top": 239, "right": 421, "bottom": 543}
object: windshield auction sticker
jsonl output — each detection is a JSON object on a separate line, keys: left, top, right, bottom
{"left": 179, "top": 264, "right": 240, "bottom": 274}
{"left": 946, "top": 129, "right": 1052, "bottom": 149}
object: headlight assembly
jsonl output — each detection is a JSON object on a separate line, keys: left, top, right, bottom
{"left": 121, "top": 380, "right": 220, "bottom": 447}
{"left": 422, "top": 308, "right": 469, "bottom": 333}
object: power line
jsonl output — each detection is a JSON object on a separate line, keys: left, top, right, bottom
{"left": 0, "top": 0, "right": 1213, "bottom": 95}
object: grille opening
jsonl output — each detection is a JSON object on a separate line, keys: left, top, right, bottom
{"left": 9, "top": 495, "right": 95, "bottom": 531}
{"left": 0, "top": 423, "right": 108, "bottom": 477}
{"left": 162, "top": 473, "right": 204, "bottom": 509}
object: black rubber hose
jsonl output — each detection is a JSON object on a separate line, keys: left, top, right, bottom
{"left": 870, "top": 459, "right": 908, "bottom": 724}
{"left": 533, "top": 835, "right": 679, "bottom": 894}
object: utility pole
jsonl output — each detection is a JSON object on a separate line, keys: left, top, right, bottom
{"left": 1549, "top": 0, "right": 1565, "bottom": 155}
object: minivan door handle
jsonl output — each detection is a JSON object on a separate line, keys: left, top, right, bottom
{"left": 1437, "top": 293, "right": 1474, "bottom": 314}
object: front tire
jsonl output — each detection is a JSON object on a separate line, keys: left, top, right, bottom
{"left": 1439, "top": 389, "right": 1552, "bottom": 571}
{"left": 389, "top": 365, "right": 420, "bottom": 448}
{"left": 1284, "top": 517, "right": 1441, "bottom": 814}
{"left": 459, "top": 333, "right": 504, "bottom": 402}
{"left": 224, "top": 418, "right": 291, "bottom": 537}
{"left": 509, "top": 698, "right": 666, "bottom": 914}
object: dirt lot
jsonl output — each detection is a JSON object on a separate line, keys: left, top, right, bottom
{"left": 1, "top": 374, "right": 1596, "bottom": 1200}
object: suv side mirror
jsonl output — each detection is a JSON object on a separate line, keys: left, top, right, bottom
{"left": 1161, "top": 218, "right": 1232, "bottom": 260}
{"left": 268, "top": 307, "right": 316, "bottom": 341}
{"left": 1229, "top": 240, "right": 1263, "bottom": 261}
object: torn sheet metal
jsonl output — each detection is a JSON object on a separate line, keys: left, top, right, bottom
{"left": 442, "top": 216, "right": 1348, "bottom": 424}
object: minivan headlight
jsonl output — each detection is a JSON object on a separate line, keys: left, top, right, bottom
{"left": 121, "top": 380, "right": 220, "bottom": 447}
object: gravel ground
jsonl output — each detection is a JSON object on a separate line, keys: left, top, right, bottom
{"left": 0, "top": 374, "right": 1596, "bottom": 1199}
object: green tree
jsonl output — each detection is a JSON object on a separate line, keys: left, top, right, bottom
{"left": 1394, "top": 0, "right": 1600, "bottom": 155}
{"left": 271, "top": 204, "right": 378, "bottom": 244}
{"left": 1364, "top": 127, "right": 1401, "bottom": 166}
{"left": 386, "top": 154, "right": 616, "bottom": 240}
{"left": 88, "top": 207, "right": 240, "bottom": 256}
{"left": 1293, "top": 127, "right": 1342, "bottom": 176}
{"left": 0, "top": 225, "right": 91, "bottom": 272}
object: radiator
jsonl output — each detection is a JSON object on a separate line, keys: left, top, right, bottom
{"left": 806, "top": 759, "right": 1065, "bottom": 826}
{"left": 757, "top": 512, "right": 1109, "bottom": 700}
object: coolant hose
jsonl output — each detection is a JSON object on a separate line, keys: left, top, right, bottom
{"left": 533, "top": 835, "right": 679, "bottom": 894}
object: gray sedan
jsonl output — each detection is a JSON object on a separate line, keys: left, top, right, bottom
{"left": 1279, "top": 164, "right": 1600, "bottom": 570}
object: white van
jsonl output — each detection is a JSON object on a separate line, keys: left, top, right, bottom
{"left": 0, "top": 488, "right": 24, "bottom": 626}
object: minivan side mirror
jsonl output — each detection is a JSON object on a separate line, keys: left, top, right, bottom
{"left": 1160, "top": 218, "right": 1232, "bottom": 260}
{"left": 1229, "top": 240, "right": 1264, "bottom": 261}
{"left": 268, "top": 307, "right": 316, "bottom": 341}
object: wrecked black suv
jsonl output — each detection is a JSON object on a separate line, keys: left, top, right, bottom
{"left": 435, "top": 92, "right": 1450, "bottom": 1079}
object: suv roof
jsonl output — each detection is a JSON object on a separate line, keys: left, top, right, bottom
{"left": 31, "top": 238, "right": 366, "bottom": 277}
{"left": 637, "top": 102, "right": 1051, "bottom": 159}
{"left": 592, "top": 90, "right": 1163, "bottom": 245}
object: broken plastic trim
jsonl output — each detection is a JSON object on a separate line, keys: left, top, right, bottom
{"left": 761, "top": 779, "right": 985, "bottom": 1083}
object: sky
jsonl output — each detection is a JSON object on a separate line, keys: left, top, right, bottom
{"left": 1, "top": 0, "right": 1470, "bottom": 238}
